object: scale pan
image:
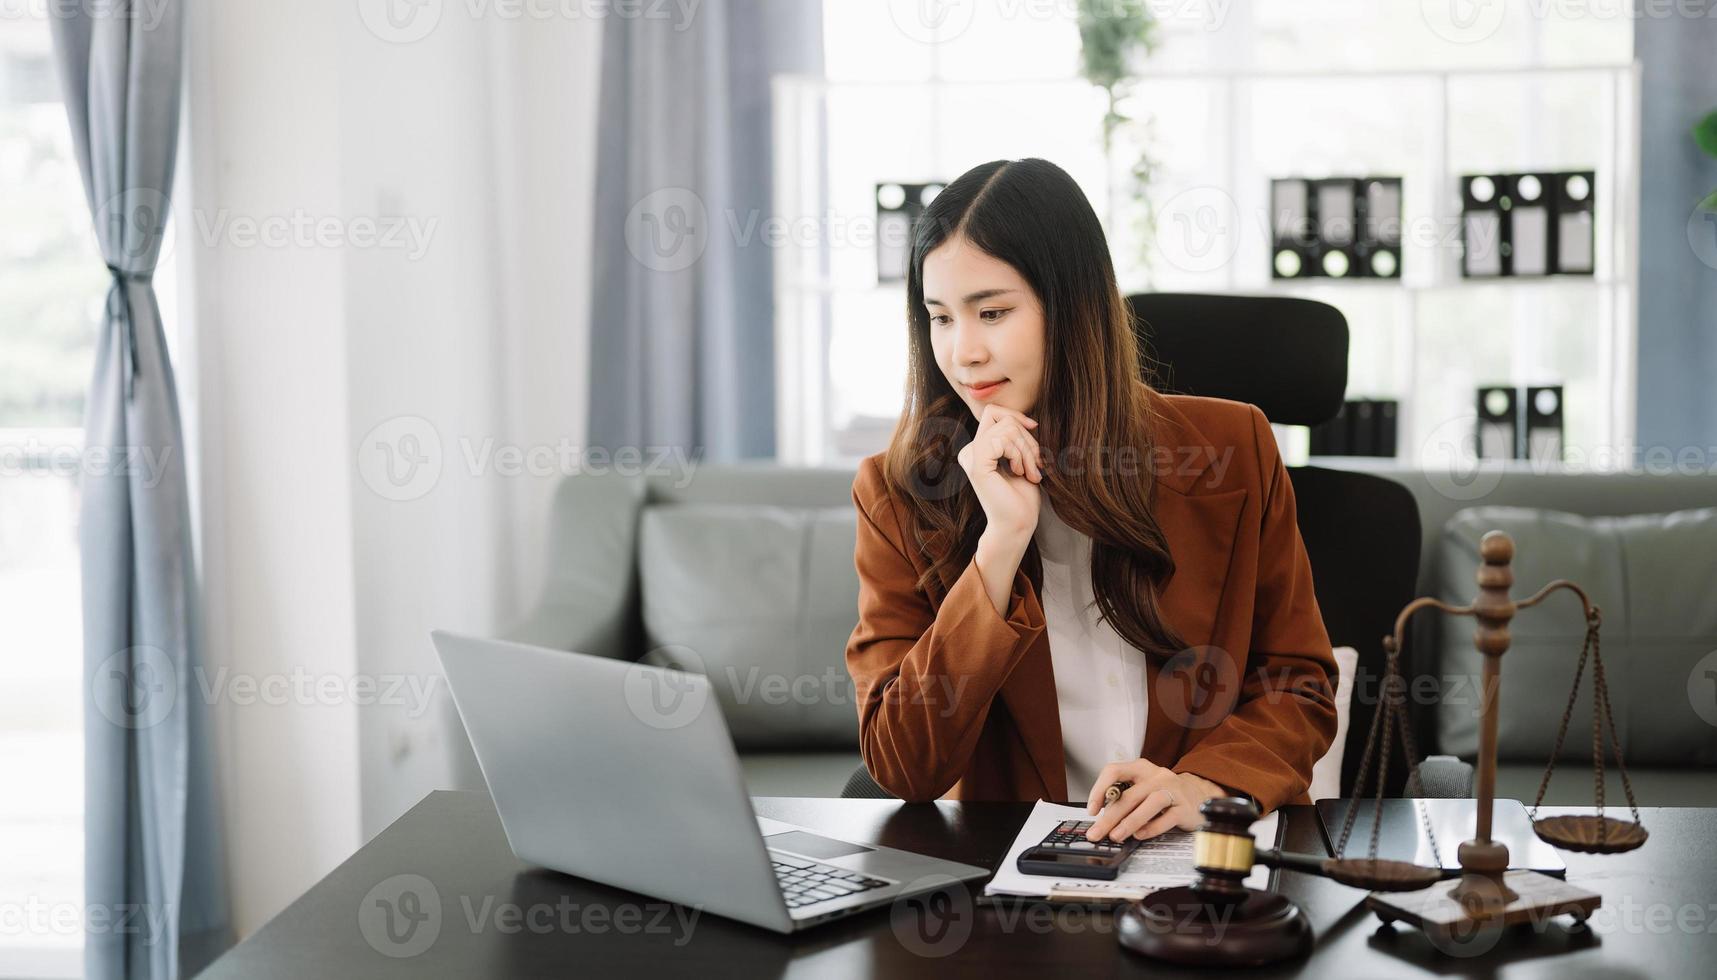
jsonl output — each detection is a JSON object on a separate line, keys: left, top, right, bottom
{"left": 1321, "top": 857, "right": 1442, "bottom": 892}
{"left": 1533, "top": 815, "right": 1647, "bottom": 853}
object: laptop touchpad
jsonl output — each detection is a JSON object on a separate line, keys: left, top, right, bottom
{"left": 765, "top": 830, "right": 874, "bottom": 860}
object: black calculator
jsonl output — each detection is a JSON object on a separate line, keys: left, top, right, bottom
{"left": 1015, "top": 819, "right": 1143, "bottom": 880}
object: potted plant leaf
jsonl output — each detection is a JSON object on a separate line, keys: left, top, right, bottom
{"left": 1696, "top": 108, "right": 1717, "bottom": 213}
{"left": 1076, "top": 0, "right": 1160, "bottom": 281}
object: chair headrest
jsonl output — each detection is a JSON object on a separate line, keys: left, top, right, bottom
{"left": 1127, "top": 292, "right": 1350, "bottom": 427}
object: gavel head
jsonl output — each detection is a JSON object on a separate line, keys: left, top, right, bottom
{"left": 1190, "top": 797, "right": 1260, "bottom": 902}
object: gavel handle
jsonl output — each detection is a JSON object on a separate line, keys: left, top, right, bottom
{"left": 1254, "top": 848, "right": 1330, "bottom": 878}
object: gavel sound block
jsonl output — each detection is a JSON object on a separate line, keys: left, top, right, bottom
{"left": 1118, "top": 797, "right": 1457, "bottom": 965}
{"left": 1116, "top": 797, "right": 1313, "bottom": 966}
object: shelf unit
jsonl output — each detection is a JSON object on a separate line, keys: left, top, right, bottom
{"left": 771, "top": 59, "right": 1641, "bottom": 472}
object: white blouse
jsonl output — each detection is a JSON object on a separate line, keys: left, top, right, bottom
{"left": 1033, "top": 487, "right": 1151, "bottom": 802}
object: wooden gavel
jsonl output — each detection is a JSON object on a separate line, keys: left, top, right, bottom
{"left": 1118, "top": 798, "right": 1440, "bottom": 966}
{"left": 1192, "top": 797, "right": 1442, "bottom": 894}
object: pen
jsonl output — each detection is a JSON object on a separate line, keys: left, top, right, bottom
{"left": 1103, "top": 780, "right": 1133, "bottom": 807}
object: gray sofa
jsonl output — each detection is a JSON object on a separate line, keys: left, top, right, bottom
{"left": 1348, "top": 461, "right": 1717, "bottom": 807}
{"left": 508, "top": 459, "right": 1717, "bottom": 804}
{"left": 505, "top": 465, "right": 865, "bottom": 797}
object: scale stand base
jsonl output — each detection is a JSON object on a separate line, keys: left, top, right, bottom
{"left": 1367, "top": 869, "right": 1600, "bottom": 946}
{"left": 1118, "top": 886, "right": 1313, "bottom": 967}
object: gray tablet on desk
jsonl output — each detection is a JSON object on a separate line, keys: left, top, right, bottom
{"left": 1315, "top": 798, "right": 1568, "bottom": 876}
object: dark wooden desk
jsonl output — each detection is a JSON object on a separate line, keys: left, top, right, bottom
{"left": 198, "top": 792, "right": 1717, "bottom": 978}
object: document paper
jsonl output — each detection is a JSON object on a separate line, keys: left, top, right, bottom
{"left": 983, "top": 800, "right": 1280, "bottom": 901}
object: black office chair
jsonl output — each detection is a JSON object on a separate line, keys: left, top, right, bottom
{"left": 842, "top": 293, "right": 1429, "bottom": 801}
{"left": 1129, "top": 292, "right": 1423, "bottom": 800}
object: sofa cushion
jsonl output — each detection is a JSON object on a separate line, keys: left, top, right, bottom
{"left": 639, "top": 504, "right": 861, "bottom": 749}
{"left": 738, "top": 752, "right": 864, "bottom": 798}
{"left": 1435, "top": 505, "right": 1717, "bottom": 769}
{"left": 1493, "top": 764, "right": 1717, "bottom": 808}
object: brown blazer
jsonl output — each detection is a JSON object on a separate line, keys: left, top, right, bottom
{"left": 844, "top": 385, "right": 1338, "bottom": 813}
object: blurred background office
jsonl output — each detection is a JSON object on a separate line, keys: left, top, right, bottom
{"left": 2, "top": 1, "right": 1714, "bottom": 977}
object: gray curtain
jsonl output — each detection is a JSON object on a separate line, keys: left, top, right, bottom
{"left": 1635, "top": 15, "right": 1717, "bottom": 455}
{"left": 51, "top": 2, "right": 232, "bottom": 977}
{"left": 588, "top": 0, "right": 822, "bottom": 460}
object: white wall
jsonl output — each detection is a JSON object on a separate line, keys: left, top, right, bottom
{"left": 184, "top": 0, "right": 599, "bottom": 937}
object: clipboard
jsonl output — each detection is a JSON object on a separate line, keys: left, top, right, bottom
{"left": 979, "top": 800, "right": 1285, "bottom": 907}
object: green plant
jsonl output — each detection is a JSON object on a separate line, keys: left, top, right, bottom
{"left": 1076, "top": 0, "right": 1160, "bottom": 279}
{"left": 1695, "top": 108, "right": 1717, "bottom": 212}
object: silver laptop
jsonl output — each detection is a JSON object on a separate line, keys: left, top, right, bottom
{"left": 430, "top": 630, "right": 990, "bottom": 933}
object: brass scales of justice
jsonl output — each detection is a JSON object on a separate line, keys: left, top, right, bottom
{"left": 1117, "top": 530, "right": 1648, "bottom": 966}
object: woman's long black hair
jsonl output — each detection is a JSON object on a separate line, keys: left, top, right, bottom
{"left": 881, "top": 157, "right": 1188, "bottom": 660}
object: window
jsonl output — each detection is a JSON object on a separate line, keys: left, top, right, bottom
{"left": 0, "top": 13, "right": 183, "bottom": 978}
{"left": 0, "top": 15, "right": 101, "bottom": 979}
{"left": 777, "top": 2, "right": 1635, "bottom": 470}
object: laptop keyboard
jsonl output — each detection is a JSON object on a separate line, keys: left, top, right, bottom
{"left": 770, "top": 852, "right": 892, "bottom": 909}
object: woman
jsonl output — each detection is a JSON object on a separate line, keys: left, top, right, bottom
{"left": 844, "top": 158, "right": 1338, "bottom": 844}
